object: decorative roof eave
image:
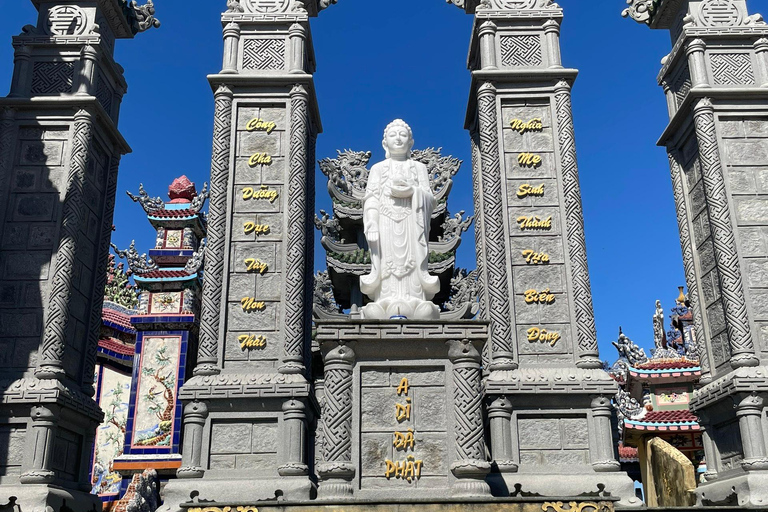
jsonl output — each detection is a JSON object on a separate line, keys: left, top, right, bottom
{"left": 625, "top": 420, "right": 700, "bottom": 432}
{"left": 133, "top": 271, "right": 199, "bottom": 284}
{"left": 629, "top": 368, "right": 701, "bottom": 380}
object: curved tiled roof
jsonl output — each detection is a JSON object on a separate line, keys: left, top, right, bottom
{"left": 643, "top": 410, "right": 699, "bottom": 423}
{"left": 633, "top": 359, "right": 700, "bottom": 371}
{"left": 136, "top": 270, "right": 194, "bottom": 279}
{"left": 98, "top": 337, "right": 134, "bottom": 356}
{"left": 102, "top": 308, "right": 136, "bottom": 332}
{"left": 619, "top": 443, "right": 639, "bottom": 461}
{"left": 148, "top": 208, "right": 198, "bottom": 219}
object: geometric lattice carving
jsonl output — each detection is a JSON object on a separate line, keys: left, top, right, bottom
{"left": 710, "top": 53, "right": 755, "bottom": 86}
{"left": 242, "top": 39, "right": 285, "bottom": 70}
{"left": 671, "top": 64, "right": 692, "bottom": 109}
{"left": 31, "top": 62, "right": 74, "bottom": 94}
{"left": 500, "top": 36, "right": 542, "bottom": 67}
{"left": 95, "top": 72, "right": 113, "bottom": 116}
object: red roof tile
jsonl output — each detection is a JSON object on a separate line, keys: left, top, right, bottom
{"left": 98, "top": 337, "right": 135, "bottom": 356}
{"left": 619, "top": 443, "right": 638, "bottom": 460}
{"left": 634, "top": 359, "right": 700, "bottom": 371}
{"left": 643, "top": 410, "right": 699, "bottom": 423}
{"left": 102, "top": 308, "right": 135, "bottom": 331}
{"left": 136, "top": 270, "right": 193, "bottom": 279}
{"left": 148, "top": 209, "right": 198, "bottom": 219}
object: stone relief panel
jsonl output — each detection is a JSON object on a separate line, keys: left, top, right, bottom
{"left": 45, "top": 5, "right": 88, "bottom": 36}
{"left": 0, "top": 424, "right": 25, "bottom": 477}
{"left": 244, "top": 0, "right": 291, "bottom": 14}
{"left": 224, "top": 105, "right": 287, "bottom": 369}
{"left": 31, "top": 62, "right": 74, "bottom": 95}
{"left": 359, "top": 367, "right": 448, "bottom": 489}
{"left": 709, "top": 53, "right": 755, "bottom": 86}
{"left": 499, "top": 35, "right": 543, "bottom": 67}
{"left": 209, "top": 420, "right": 278, "bottom": 473}
{"left": 91, "top": 364, "right": 131, "bottom": 497}
{"left": 242, "top": 39, "right": 286, "bottom": 71}
{"left": 517, "top": 416, "right": 590, "bottom": 467}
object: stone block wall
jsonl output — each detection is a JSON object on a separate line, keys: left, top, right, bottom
{"left": 208, "top": 420, "right": 278, "bottom": 474}
{"left": 516, "top": 416, "right": 590, "bottom": 468}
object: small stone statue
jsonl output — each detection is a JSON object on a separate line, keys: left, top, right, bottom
{"left": 360, "top": 120, "right": 440, "bottom": 320}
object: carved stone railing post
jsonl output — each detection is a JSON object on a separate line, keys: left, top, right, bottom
{"left": 755, "top": 38, "right": 768, "bottom": 87}
{"left": 289, "top": 23, "right": 308, "bottom": 74}
{"left": 317, "top": 343, "right": 355, "bottom": 499}
{"left": 554, "top": 80, "right": 601, "bottom": 369}
{"left": 221, "top": 22, "right": 240, "bottom": 74}
{"left": 476, "top": 82, "right": 516, "bottom": 371}
{"left": 478, "top": 21, "right": 498, "bottom": 70}
{"left": 686, "top": 39, "right": 709, "bottom": 89}
{"left": 590, "top": 396, "right": 621, "bottom": 472}
{"left": 281, "top": 84, "right": 311, "bottom": 374}
{"left": 449, "top": 339, "right": 491, "bottom": 497}
{"left": 543, "top": 19, "right": 562, "bottom": 68}
{"left": 20, "top": 405, "right": 59, "bottom": 484}
{"left": 697, "top": 412, "right": 720, "bottom": 481}
{"left": 662, "top": 81, "right": 677, "bottom": 118}
{"left": 196, "top": 84, "right": 233, "bottom": 377}
{"left": 177, "top": 401, "right": 209, "bottom": 479}
{"left": 668, "top": 149, "right": 711, "bottom": 382}
{"left": 36, "top": 109, "right": 93, "bottom": 380}
{"left": 692, "top": 98, "right": 759, "bottom": 369}
{"left": 76, "top": 45, "right": 99, "bottom": 96}
{"left": 737, "top": 393, "right": 768, "bottom": 471}
{"left": 279, "top": 399, "right": 309, "bottom": 476}
{"left": 487, "top": 396, "right": 517, "bottom": 473}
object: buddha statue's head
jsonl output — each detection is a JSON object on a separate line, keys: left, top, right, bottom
{"left": 382, "top": 119, "right": 414, "bottom": 159}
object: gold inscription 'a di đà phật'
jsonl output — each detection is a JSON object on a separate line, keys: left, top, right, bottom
{"left": 243, "top": 222, "right": 270, "bottom": 235}
{"left": 517, "top": 183, "right": 545, "bottom": 199}
{"left": 385, "top": 455, "right": 423, "bottom": 483}
{"left": 244, "top": 258, "right": 268, "bottom": 274}
{"left": 246, "top": 118, "right": 277, "bottom": 134}
{"left": 239, "top": 334, "right": 267, "bottom": 350}
{"left": 509, "top": 118, "right": 543, "bottom": 134}
{"left": 522, "top": 250, "right": 550, "bottom": 265}
{"left": 243, "top": 185, "right": 279, "bottom": 203}
{"left": 527, "top": 327, "right": 561, "bottom": 347}
{"left": 248, "top": 153, "right": 272, "bottom": 166}
{"left": 524, "top": 289, "right": 555, "bottom": 305}
{"left": 517, "top": 215, "right": 552, "bottom": 231}
{"left": 393, "top": 428, "right": 415, "bottom": 450}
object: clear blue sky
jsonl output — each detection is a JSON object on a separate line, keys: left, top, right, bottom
{"left": 3, "top": 0, "right": 739, "bottom": 361}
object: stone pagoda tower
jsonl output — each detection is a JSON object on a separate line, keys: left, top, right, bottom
{"left": 111, "top": 176, "right": 207, "bottom": 488}
{"left": 624, "top": 0, "right": 768, "bottom": 506}
{"left": 0, "top": 2, "right": 157, "bottom": 511}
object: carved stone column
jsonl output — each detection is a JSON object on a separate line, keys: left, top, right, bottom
{"left": 9, "top": 45, "right": 31, "bottom": 97}
{"left": 289, "top": 23, "right": 308, "bottom": 74}
{"left": 196, "top": 84, "right": 233, "bottom": 377}
{"left": 470, "top": 133, "right": 489, "bottom": 369}
{"left": 75, "top": 45, "right": 98, "bottom": 96}
{"left": 686, "top": 39, "right": 709, "bottom": 89}
{"left": 668, "top": 149, "right": 711, "bottom": 382}
{"left": 177, "top": 401, "right": 209, "bottom": 479}
{"left": 20, "top": 405, "right": 59, "bottom": 484}
{"left": 449, "top": 339, "right": 491, "bottom": 497}
{"left": 317, "top": 343, "right": 355, "bottom": 499}
{"left": 36, "top": 109, "right": 93, "bottom": 380}
{"left": 755, "top": 38, "right": 768, "bottom": 87}
{"left": 279, "top": 399, "right": 309, "bottom": 476}
{"left": 221, "top": 22, "right": 240, "bottom": 74}
{"left": 697, "top": 412, "right": 720, "bottom": 481}
{"left": 590, "top": 396, "right": 621, "bottom": 472}
{"left": 281, "top": 84, "right": 310, "bottom": 374}
{"left": 543, "top": 19, "right": 562, "bottom": 68}
{"left": 736, "top": 393, "right": 768, "bottom": 471}
{"left": 476, "top": 82, "right": 516, "bottom": 371}
{"left": 478, "top": 21, "right": 498, "bottom": 70}
{"left": 0, "top": 107, "right": 16, "bottom": 232}
{"left": 487, "top": 396, "right": 517, "bottom": 473}
{"left": 692, "top": 98, "right": 759, "bottom": 369}
{"left": 662, "top": 81, "right": 677, "bottom": 118}
{"left": 553, "top": 80, "right": 601, "bottom": 369}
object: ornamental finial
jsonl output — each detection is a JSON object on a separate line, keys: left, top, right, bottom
{"left": 622, "top": 0, "right": 657, "bottom": 24}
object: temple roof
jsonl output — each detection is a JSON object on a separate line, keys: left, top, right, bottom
{"left": 102, "top": 305, "right": 137, "bottom": 334}
{"left": 625, "top": 409, "right": 700, "bottom": 432}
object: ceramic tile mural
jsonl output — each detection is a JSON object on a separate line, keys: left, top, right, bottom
{"left": 150, "top": 291, "right": 182, "bottom": 314}
{"left": 131, "top": 336, "right": 182, "bottom": 449}
{"left": 92, "top": 365, "right": 131, "bottom": 496}
{"left": 656, "top": 387, "right": 690, "bottom": 406}
{"left": 164, "top": 229, "right": 183, "bottom": 249}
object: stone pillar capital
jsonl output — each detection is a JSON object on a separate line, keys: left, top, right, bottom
{"left": 686, "top": 38, "right": 707, "bottom": 56}
{"left": 543, "top": 19, "right": 561, "bottom": 33}
{"left": 447, "top": 339, "right": 481, "bottom": 365}
{"left": 736, "top": 393, "right": 765, "bottom": 416}
{"left": 478, "top": 20, "right": 497, "bottom": 36}
{"left": 223, "top": 21, "right": 241, "bottom": 37}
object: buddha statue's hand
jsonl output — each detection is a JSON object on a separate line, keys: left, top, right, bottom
{"left": 390, "top": 183, "right": 414, "bottom": 198}
{"left": 367, "top": 228, "right": 379, "bottom": 243}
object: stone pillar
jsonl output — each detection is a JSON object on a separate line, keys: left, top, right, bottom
{"left": 476, "top": 82, "right": 516, "bottom": 371}
{"left": 76, "top": 45, "right": 99, "bottom": 96}
{"left": 36, "top": 109, "right": 94, "bottom": 380}
{"left": 487, "top": 396, "right": 516, "bottom": 473}
{"left": 0, "top": 107, "right": 16, "bottom": 232}
{"left": 692, "top": 98, "right": 759, "bottom": 369}
{"left": 279, "top": 400, "right": 309, "bottom": 476}
{"left": 662, "top": 82, "right": 677, "bottom": 118}
{"left": 543, "top": 19, "right": 562, "bottom": 68}
{"left": 177, "top": 401, "right": 209, "bottom": 479}
{"left": 668, "top": 149, "right": 711, "bottom": 382}
{"left": 281, "top": 84, "right": 311, "bottom": 374}
{"left": 736, "top": 394, "right": 768, "bottom": 471}
{"left": 478, "top": 21, "right": 498, "bottom": 70}
{"left": 756, "top": 38, "right": 768, "bottom": 87}
{"left": 221, "top": 22, "right": 240, "bottom": 74}
{"left": 686, "top": 39, "right": 709, "bottom": 89}
{"left": 553, "top": 80, "right": 601, "bottom": 369}
{"left": 448, "top": 339, "right": 491, "bottom": 497}
{"left": 195, "top": 84, "right": 233, "bottom": 377}
{"left": 9, "top": 44, "right": 31, "bottom": 97}
{"left": 289, "top": 23, "right": 308, "bottom": 74}
{"left": 317, "top": 343, "right": 355, "bottom": 499}
{"left": 590, "top": 396, "right": 621, "bottom": 472}
{"left": 19, "top": 405, "right": 59, "bottom": 484}
{"left": 697, "top": 412, "right": 720, "bottom": 481}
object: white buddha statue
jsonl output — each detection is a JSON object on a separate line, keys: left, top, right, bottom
{"left": 360, "top": 120, "right": 440, "bottom": 320}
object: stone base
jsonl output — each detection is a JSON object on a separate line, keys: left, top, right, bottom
{"left": 0, "top": 483, "right": 102, "bottom": 512}
{"left": 157, "top": 476, "right": 315, "bottom": 512}
{"left": 492, "top": 472, "right": 642, "bottom": 508}
{"left": 696, "top": 470, "right": 768, "bottom": 507}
